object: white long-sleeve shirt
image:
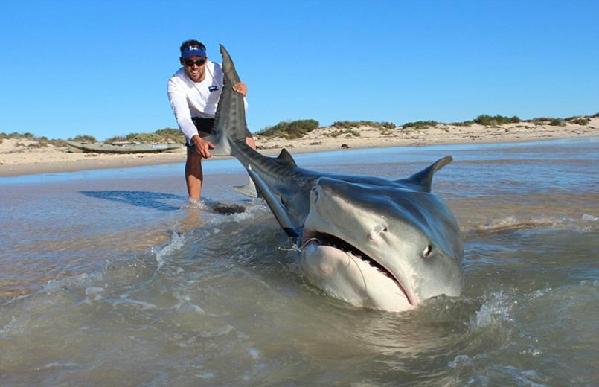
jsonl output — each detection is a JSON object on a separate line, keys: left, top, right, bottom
{"left": 167, "top": 61, "right": 231, "bottom": 143}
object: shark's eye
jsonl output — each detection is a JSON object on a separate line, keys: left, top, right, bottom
{"left": 374, "top": 224, "right": 387, "bottom": 233}
{"left": 422, "top": 245, "right": 432, "bottom": 258}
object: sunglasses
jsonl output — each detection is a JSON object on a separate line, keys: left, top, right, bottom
{"left": 184, "top": 58, "right": 206, "bottom": 66}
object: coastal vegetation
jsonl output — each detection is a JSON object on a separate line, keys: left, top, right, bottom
{"left": 331, "top": 121, "right": 396, "bottom": 129}
{"left": 257, "top": 119, "right": 319, "bottom": 139}
{"left": 325, "top": 128, "right": 360, "bottom": 138}
{"left": 402, "top": 121, "right": 439, "bottom": 129}
{"left": 1, "top": 113, "right": 596, "bottom": 144}
{"left": 566, "top": 117, "right": 590, "bottom": 125}
{"left": 0, "top": 131, "right": 67, "bottom": 147}
{"left": 450, "top": 121, "right": 476, "bottom": 127}
{"left": 473, "top": 114, "right": 520, "bottom": 126}
{"left": 105, "top": 128, "right": 183, "bottom": 144}
{"left": 331, "top": 121, "right": 396, "bottom": 136}
{"left": 70, "top": 134, "right": 97, "bottom": 143}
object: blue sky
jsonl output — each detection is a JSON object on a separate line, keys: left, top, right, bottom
{"left": 1, "top": 0, "right": 598, "bottom": 140}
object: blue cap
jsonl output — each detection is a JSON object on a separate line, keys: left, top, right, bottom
{"left": 181, "top": 46, "right": 207, "bottom": 59}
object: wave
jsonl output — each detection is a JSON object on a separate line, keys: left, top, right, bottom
{"left": 468, "top": 213, "right": 599, "bottom": 235}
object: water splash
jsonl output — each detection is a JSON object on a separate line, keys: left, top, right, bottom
{"left": 471, "top": 291, "right": 514, "bottom": 328}
{"left": 152, "top": 231, "right": 186, "bottom": 269}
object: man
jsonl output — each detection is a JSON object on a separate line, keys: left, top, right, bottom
{"left": 167, "top": 39, "right": 255, "bottom": 202}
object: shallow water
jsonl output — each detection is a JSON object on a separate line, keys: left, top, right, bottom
{"left": 1, "top": 138, "right": 598, "bottom": 386}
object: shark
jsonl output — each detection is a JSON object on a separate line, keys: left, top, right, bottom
{"left": 206, "top": 45, "right": 464, "bottom": 312}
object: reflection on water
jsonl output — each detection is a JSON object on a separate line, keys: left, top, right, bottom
{"left": 80, "top": 190, "right": 183, "bottom": 212}
{"left": 1, "top": 138, "right": 598, "bottom": 385}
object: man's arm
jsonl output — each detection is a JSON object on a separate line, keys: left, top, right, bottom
{"left": 167, "top": 77, "right": 214, "bottom": 158}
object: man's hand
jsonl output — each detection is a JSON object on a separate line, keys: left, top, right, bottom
{"left": 232, "top": 82, "right": 247, "bottom": 97}
{"left": 192, "top": 135, "right": 214, "bottom": 159}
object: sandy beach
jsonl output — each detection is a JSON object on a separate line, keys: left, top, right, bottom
{"left": 1, "top": 118, "right": 598, "bottom": 176}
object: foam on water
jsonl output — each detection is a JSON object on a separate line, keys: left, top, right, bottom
{"left": 152, "top": 230, "right": 186, "bottom": 269}
{"left": 174, "top": 292, "right": 205, "bottom": 314}
{"left": 470, "top": 291, "right": 514, "bottom": 328}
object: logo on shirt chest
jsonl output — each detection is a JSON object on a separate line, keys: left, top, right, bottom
{"left": 208, "top": 85, "right": 219, "bottom": 92}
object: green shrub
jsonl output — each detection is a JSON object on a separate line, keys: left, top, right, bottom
{"left": 325, "top": 130, "right": 343, "bottom": 138}
{"left": 450, "top": 121, "right": 475, "bottom": 127}
{"left": 331, "top": 121, "right": 396, "bottom": 129}
{"left": 155, "top": 128, "right": 182, "bottom": 137}
{"left": 258, "top": 119, "right": 319, "bottom": 139}
{"left": 105, "top": 128, "right": 184, "bottom": 144}
{"left": 474, "top": 115, "right": 520, "bottom": 126}
{"left": 27, "top": 142, "right": 46, "bottom": 148}
{"left": 566, "top": 117, "right": 590, "bottom": 125}
{"left": 530, "top": 117, "right": 553, "bottom": 124}
{"left": 69, "top": 134, "right": 97, "bottom": 143}
{"left": 105, "top": 135, "right": 127, "bottom": 143}
{"left": 402, "top": 121, "right": 439, "bottom": 129}
{"left": 0, "top": 131, "right": 37, "bottom": 139}
{"left": 48, "top": 139, "right": 68, "bottom": 147}
{"left": 549, "top": 119, "right": 565, "bottom": 126}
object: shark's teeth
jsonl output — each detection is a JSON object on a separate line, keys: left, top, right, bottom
{"left": 301, "top": 230, "right": 413, "bottom": 305}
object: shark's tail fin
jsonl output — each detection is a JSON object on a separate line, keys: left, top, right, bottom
{"left": 405, "top": 156, "right": 452, "bottom": 193}
{"left": 205, "top": 45, "right": 248, "bottom": 156}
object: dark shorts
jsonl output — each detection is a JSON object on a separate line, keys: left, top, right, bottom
{"left": 186, "top": 117, "right": 252, "bottom": 148}
{"left": 186, "top": 117, "right": 215, "bottom": 147}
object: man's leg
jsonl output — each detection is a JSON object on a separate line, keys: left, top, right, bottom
{"left": 185, "top": 146, "right": 203, "bottom": 201}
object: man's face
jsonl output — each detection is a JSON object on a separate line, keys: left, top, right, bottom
{"left": 182, "top": 55, "right": 207, "bottom": 82}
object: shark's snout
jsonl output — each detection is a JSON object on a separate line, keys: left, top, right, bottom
{"left": 301, "top": 177, "right": 463, "bottom": 311}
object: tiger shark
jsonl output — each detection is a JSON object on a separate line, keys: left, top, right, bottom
{"left": 207, "top": 45, "right": 463, "bottom": 312}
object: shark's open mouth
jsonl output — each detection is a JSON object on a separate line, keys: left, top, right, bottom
{"left": 301, "top": 230, "right": 413, "bottom": 305}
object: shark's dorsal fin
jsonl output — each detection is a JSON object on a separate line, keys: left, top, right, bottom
{"left": 276, "top": 148, "right": 296, "bottom": 167}
{"left": 405, "top": 156, "right": 452, "bottom": 192}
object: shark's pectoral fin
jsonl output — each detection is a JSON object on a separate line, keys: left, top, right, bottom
{"left": 247, "top": 166, "right": 300, "bottom": 238}
{"left": 404, "top": 156, "right": 453, "bottom": 192}
{"left": 233, "top": 178, "right": 258, "bottom": 198}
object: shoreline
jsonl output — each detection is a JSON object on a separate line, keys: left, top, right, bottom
{"left": 2, "top": 119, "right": 598, "bottom": 177}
